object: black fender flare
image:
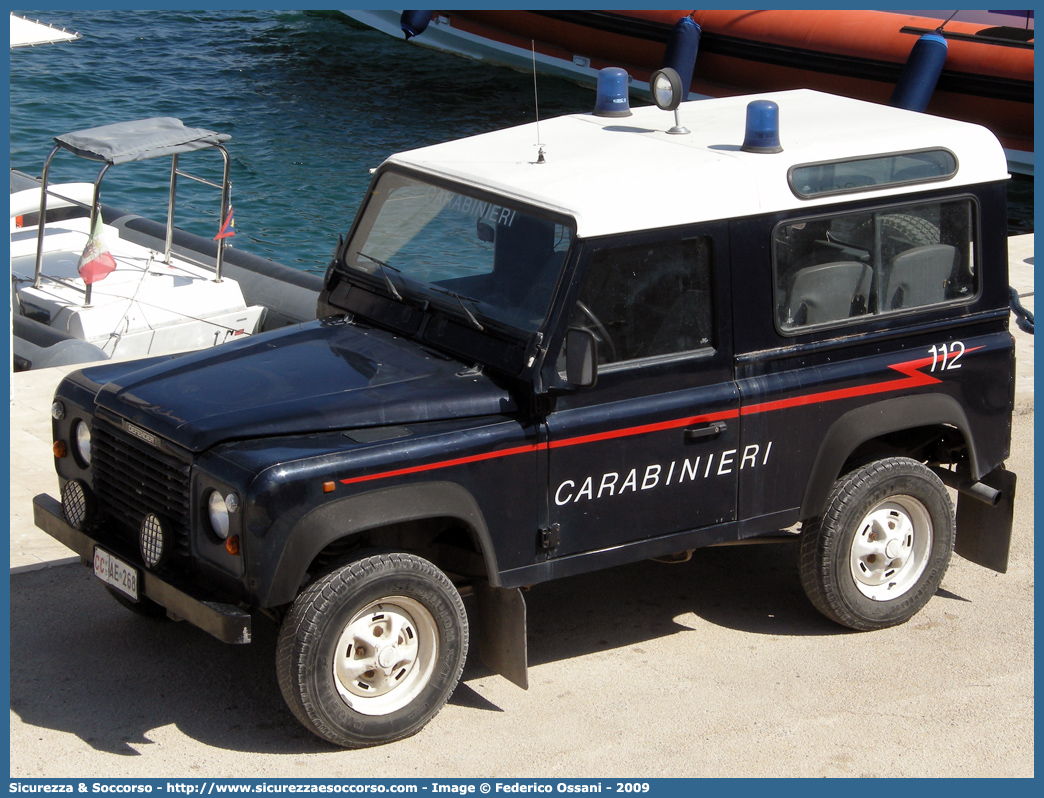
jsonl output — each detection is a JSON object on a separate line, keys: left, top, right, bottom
{"left": 261, "top": 481, "right": 497, "bottom": 607}
{"left": 799, "top": 393, "right": 979, "bottom": 521}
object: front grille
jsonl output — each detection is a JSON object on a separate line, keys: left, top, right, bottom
{"left": 92, "top": 416, "right": 192, "bottom": 559}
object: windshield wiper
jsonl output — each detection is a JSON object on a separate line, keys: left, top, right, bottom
{"left": 358, "top": 252, "right": 403, "bottom": 302}
{"left": 428, "top": 286, "right": 485, "bottom": 331}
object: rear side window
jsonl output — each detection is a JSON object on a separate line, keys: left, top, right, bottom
{"left": 774, "top": 198, "right": 977, "bottom": 333}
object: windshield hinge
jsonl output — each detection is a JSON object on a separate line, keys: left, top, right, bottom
{"left": 529, "top": 393, "right": 557, "bottom": 417}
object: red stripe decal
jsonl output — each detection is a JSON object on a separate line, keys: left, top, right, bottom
{"left": 742, "top": 347, "right": 981, "bottom": 416}
{"left": 339, "top": 442, "right": 544, "bottom": 486}
{"left": 333, "top": 347, "right": 981, "bottom": 487}
{"left": 546, "top": 408, "right": 737, "bottom": 450}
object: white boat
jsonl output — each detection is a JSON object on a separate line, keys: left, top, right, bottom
{"left": 10, "top": 12, "right": 81, "bottom": 48}
{"left": 11, "top": 117, "right": 320, "bottom": 370}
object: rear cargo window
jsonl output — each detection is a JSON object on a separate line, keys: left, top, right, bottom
{"left": 773, "top": 198, "right": 977, "bottom": 333}
{"left": 789, "top": 150, "right": 957, "bottom": 198}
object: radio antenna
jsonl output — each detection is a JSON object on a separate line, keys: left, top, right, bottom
{"left": 531, "top": 40, "right": 545, "bottom": 164}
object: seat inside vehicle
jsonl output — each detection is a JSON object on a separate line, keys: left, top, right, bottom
{"left": 784, "top": 260, "right": 872, "bottom": 326}
{"left": 883, "top": 244, "right": 958, "bottom": 310}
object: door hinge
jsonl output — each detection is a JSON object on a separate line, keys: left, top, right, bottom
{"left": 538, "top": 523, "right": 561, "bottom": 553}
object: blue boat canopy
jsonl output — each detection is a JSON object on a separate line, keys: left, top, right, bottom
{"left": 53, "top": 117, "right": 230, "bottom": 165}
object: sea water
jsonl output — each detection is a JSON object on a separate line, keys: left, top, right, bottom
{"left": 9, "top": 10, "right": 593, "bottom": 274}
{"left": 9, "top": 9, "right": 1032, "bottom": 277}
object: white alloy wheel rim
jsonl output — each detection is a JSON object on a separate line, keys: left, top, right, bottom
{"left": 849, "top": 495, "right": 932, "bottom": 600}
{"left": 332, "top": 596, "right": 438, "bottom": 716}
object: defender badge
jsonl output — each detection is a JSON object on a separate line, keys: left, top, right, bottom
{"left": 125, "top": 422, "right": 157, "bottom": 447}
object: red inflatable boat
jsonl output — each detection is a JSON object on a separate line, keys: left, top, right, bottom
{"left": 347, "top": 9, "right": 1033, "bottom": 172}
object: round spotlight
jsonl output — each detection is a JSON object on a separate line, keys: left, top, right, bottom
{"left": 140, "top": 513, "right": 170, "bottom": 569}
{"left": 51, "top": 402, "right": 65, "bottom": 421}
{"left": 649, "top": 67, "right": 684, "bottom": 112}
{"left": 61, "top": 479, "right": 96, "bottom": 531}
{"left": 72, "top": 420, "right": 92, "bottom": 467}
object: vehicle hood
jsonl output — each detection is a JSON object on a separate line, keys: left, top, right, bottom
{"left": 92, "top": 321, "right": 516, "bottom": 452}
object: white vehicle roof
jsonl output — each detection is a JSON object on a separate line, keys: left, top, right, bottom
{"left": 387, "top": 89, "right": 1009, "bottom": 238}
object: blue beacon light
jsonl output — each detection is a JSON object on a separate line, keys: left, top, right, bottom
{"left": 741, "top": 100, "right": 783, "bottom": 153}
{"left": 593, "top": 67, "right": 632, "bottom": 118}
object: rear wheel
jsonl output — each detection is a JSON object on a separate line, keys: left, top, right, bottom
{"left": 276, "top": 552, "right": 468, "bottom": 748}
{"left": 799, "top": 457, "right": 954, "bottom": 630}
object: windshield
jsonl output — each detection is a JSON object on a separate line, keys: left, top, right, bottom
{"left": 343, "top": 170, "right": 573, "bottom": 333}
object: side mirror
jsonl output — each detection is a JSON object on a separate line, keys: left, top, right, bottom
{"left": 565, "top": 328, "right": 598, "bottom": 387}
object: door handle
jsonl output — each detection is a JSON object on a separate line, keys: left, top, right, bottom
{"left": 684, "top": 421, "right": 727, "bottom": 443}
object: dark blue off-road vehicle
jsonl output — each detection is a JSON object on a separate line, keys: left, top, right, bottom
{"left": 37, "top": 88, "right": 1016, "bottom": 747}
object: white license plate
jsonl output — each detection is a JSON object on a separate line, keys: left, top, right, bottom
{"left": 93, "top": 547, "right": 139, "bottom": 601}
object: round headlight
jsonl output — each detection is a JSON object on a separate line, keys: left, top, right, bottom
{"left": 207, "top": 490, "right": 231, "bottom": 539}
{"left": 72, "top": 420, "right": 92, "bottom": 466}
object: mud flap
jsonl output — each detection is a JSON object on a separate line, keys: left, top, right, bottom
{"left": 475, "top": 582, "right": 528, "bottom": 689}
{"left": 954, "top": 467, "right": 1016, "bottom": 574}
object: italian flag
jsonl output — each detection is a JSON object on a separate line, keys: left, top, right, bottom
{"left": 77, "top": 214, "right": 117, "bottom": 284}
{"left": 214, "top": 204, "right": 235, "bottom": 240}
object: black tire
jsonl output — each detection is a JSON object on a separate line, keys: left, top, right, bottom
{"left": 854, "top": 213, "right": 940, "bottom": 258}
{"left": 851, "top": 212, "right": 938, "bottom": 274}
{"left": 879, "top": 213, "right": 940, "bottom": 247}
{"left": 799, "top": 457, "right": 954, "bottom": 631}
{"left": 276, "top": 552, "right": 468, "bottom": 748}
{"left": 104, "top": 585, "right": 169, "bottom": 619}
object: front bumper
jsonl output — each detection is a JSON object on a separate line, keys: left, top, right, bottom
{"left": 33, "top": 493, "right": 252, "bottom": 644}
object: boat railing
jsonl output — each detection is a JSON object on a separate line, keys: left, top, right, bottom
{"left": 30, "top": 117, "right": 235, "bottom": 305}
{"left": 167, "top": 147, "right": 232, "bottom": 281}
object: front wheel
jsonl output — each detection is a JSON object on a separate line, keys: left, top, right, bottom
{"left": 276, "top": 552, "right": 469, "bottom": 748}
{"left": 799, "top": 457, "right": 954, "bottom": 631}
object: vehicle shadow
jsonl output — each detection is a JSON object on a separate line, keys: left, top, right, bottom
{"left": 10, "top": 543, "right": 845, "bottom": 756}
{"left": 490, "top": 541, "right": 846, "bottom": 675}
{"left": 10, "top": 565, "right": 317, "bottom": 756}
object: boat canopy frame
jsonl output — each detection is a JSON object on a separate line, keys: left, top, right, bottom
{"left": 32, "top": 117, "right": 234, "bottom": 301}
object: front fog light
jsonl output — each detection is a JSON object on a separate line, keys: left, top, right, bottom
{"left": 61, "top": 479, "right": 96, "bottom": 530}
{"left": 72, "top": 420, "right": 92, "bottom": 466}
{"left": 140, "top": 513, "right": 170, "bottom": 568}
{"left": 208, "top": 490, "right": 234, "bottom": 539}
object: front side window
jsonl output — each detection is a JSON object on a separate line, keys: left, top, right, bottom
{"left": 562, "top": 236, "right": 714, "bottom": 367}
{"left": 774, "top": 198, "right": 977, "bottom": 333}
{"left": 345, "top": 170, "right": 573, "bottom": 332}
